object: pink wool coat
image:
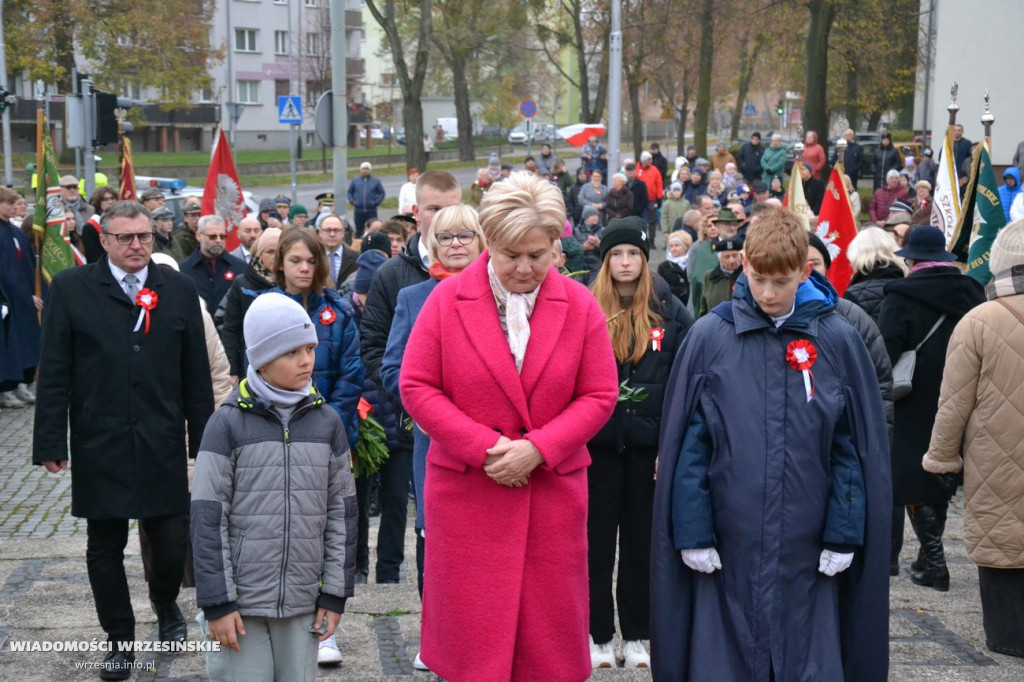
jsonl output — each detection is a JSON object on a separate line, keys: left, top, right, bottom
{"left": 400, "top": 253, "right": 618, "bottom": 682}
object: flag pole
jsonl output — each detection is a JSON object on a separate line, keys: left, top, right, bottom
{"left": 945, "top": 82, "right": 959, "bottom": 156}
{"left": 33, "top": 109, "right": 43, "bottom": 311}
{"left": 980, "top": 91, "right": 994, "bottom": 154}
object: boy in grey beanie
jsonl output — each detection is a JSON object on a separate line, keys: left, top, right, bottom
{"left": 192, "top": 291, "right": 356, "bottom": 678}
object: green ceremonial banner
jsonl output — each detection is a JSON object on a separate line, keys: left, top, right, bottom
{"left": 963, "top": 144, "right": 1006, "bottom": 285}
{"left": 947, "top": 143, "right": 982, "bottom": 263}
{"left": 35, "top": 114, "right": 76, "bottom": 283}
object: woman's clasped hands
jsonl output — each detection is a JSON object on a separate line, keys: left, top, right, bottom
{"left": 484, "top": 435, "right": 544, "bottom": 488}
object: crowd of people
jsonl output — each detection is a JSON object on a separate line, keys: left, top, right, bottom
{"left": 2, "top": 134, "right": 1023, "bottom": 681}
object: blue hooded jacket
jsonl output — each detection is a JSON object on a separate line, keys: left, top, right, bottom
{"left": 998, "top": 167, "right": 1021, "bottom": 223}
{"left": 650, "top": 270, "right": 892, "bottom": 681}
{"left": 269, "top": 287, "right": 364, "bottom": 448}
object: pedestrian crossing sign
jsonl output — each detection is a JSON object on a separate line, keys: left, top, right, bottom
{"left": 278, "top": 96, "right": 303, "bottom": 124}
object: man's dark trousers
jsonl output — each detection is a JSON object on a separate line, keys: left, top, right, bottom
{"left": 86, "top": 513, "right": 188, "bottom": 643}
{"left": 375, "top": 447, "right": 411, "bottom": 583}
{"left": 354, "top": 209, "right": 378, "bottom": 239}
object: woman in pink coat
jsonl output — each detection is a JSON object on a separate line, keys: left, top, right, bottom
{"left": 400, "top": 172, "right": 619, "bottom": 682}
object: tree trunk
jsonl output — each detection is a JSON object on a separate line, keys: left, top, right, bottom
{"left": 729, "top": 32, "right": 751, "bottom": 143}
{"left": 804, "top": 0, "right": 836, "bottom": 147}
{"left": 844, "top": 64, "right": 860, "bottom": 132}
{"left": 589, "top": 36, "right": 611, "bottom": 124}
{"left": 449, "top": 55, "right": 475, "bottom": 161}
{"left": 403, "top": 96, "right": 426, "bottom": 170}
{"left": 867, "top": 111, "right": 883, "bottom": 132}
{"left": 692, "top": 0, "right": 715, "bottom": 158}
{"left": 628, "top": 73, "right": 643, "bottom": 160}
{"left": 54, "top": 1, "right": 76, "bottom": 93}
{"left": 730, "top": 32, "right": 761, "bottom": 143}
{"left": 676, "top": 105, "right": 689, "bottom": 157}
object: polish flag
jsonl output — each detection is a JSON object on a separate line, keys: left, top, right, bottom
{"left": 815, "top": 167, "right": 859, "bottom": 296}
{"left": 201, "top": 129, "right": 246, "bottom": 252}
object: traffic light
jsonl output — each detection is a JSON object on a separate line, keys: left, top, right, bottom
{"left": 776, "top": 100, "right": 784, "bottom": 116}
{"left": 94, "top": 91, "right": 134, "bottom": 145}
{"left": 0, "top": 87, "right": 15, "bottom": 112}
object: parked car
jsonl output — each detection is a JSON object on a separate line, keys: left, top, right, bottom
{"left": 507, "top": 120, "right": 550, "bottom": 145}
{"left": 480, "top": 125, "right": 503, "bottom": 138}
{"left": 396, "top": 128, "right": 406, "bottom": 145}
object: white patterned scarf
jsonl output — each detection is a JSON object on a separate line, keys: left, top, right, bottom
{"left": 487, "top": 259, "right": 539, "bottom": 373}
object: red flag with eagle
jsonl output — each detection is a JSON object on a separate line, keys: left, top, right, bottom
{"left": 119, "top": 135, "right": 137, "bottom": 201}
{"left": 201, "top": 128, "right": 246, "bottom": 252}
{"left": 814, "top": 167, "right": 858, "bottom": 297}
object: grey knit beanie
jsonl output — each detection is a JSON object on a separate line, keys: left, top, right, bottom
{"left": 989, "top": 219, "right": 1024, "bottom": 275}
{"left": 244, "top": 293, "right": 318, "bottom": 369}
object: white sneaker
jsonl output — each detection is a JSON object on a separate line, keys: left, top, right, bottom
{"left": 0, "top": 392, "right": 27, "bottom": 408}
{"left": 317, "top": 635, "right": 342, "bottom": 665}
{"left": 589, "top": 635, "right": 616, "bottom": 669}
{"left": 413, "top": 652, "right": 430, "bottom": 671}
{"left": 15, "top": 384, "right": 35, "bottom": 404}
{"left": 622, "top": 640, "right": 650, "bottom": 668}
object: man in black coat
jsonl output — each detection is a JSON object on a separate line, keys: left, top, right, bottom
{"left": 737, "top": 132, "right": 765, "bottom": 184}
{"left": 360, "top": 170, "right": 462, "bottom": 589}
{"left": 178, "top": 214, "right": 246, "bottom": 314}
{"left": 841, "top": 129, "right": 864, "bottom": 188}
{"left": 32, "top": 201, "right": 214, "bottom": 679}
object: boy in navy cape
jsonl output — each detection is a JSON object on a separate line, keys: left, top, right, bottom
{"left": 650, "top": 209, "right": 891, "bottom": 681}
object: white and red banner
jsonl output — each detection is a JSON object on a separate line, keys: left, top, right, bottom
{"left": 815, "top": 167, "right": 859, "bottom": 296}
{"left": 202, "top": 129, "right": 246, "bottom": 252}
{"left": 931, "top": 134, "right": 961, "bottom": 248}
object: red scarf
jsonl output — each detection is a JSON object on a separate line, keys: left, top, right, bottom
{"left": 429, "top": 261, "right": 459, "bottom": 281}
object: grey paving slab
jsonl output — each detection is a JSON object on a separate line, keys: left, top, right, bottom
{"left": 2, "top": 393, "right": 1023, "bottom": 679}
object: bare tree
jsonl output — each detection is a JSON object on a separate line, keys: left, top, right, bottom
{"left": 530, "top": 0, "right": 610, "bottom": 123}
{"left": 692, "top": 0, "right": 716, "bottom": 157}
{"left": 366, "top": 0, "right": 432, "bottom": 170}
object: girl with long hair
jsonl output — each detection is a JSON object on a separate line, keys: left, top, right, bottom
{"left": 586, "top": 217, "right": 692, "bottom": 670}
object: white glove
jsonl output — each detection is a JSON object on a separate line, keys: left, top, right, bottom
{"left": 818, "top": 549, "right": 854, "bottom": 576}
{"left": 681, "top": 547, "right": 722, "bottom": 574}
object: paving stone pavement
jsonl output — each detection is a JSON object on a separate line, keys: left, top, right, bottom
{"left": 1, "top": 403, "right": 1023, "bottom": 680}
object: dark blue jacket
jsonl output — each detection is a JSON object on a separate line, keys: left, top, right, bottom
{"left": 651, "top": 270, "right": 891, "bottom": 682}
{"left": 347, "top": 175, "right": 386, "bottom": 211}
{"left": 347, "top": 291, "right": 400, "bottom": 458}
{"left": 380, "top": 278, "right": 438, "bottom": 530}
{"left": 270, "top": 287, "right": 364, "bottom": 449}
{"left": 0, "top": 219, "right": 39, "bottom": 382}
{"left": 179, "top": 250, "right": 246, "bottom": 314}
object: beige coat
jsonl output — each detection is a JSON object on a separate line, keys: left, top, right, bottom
{"left": 922, "top": 293, "right": 1024, "bottom": 568}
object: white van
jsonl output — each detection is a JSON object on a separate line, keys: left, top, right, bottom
{"left": 435, "top": 118, "right": 459, "bottom": 141}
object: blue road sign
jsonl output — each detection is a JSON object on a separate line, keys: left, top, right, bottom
{"left": 744, "top": 103, "right": 757, "bottom": 117}
{"left": 278, "top": 96, "right": 303, "bottom": 124}
{"left": 519, "top": 100, "right": 537, "bottom": 118}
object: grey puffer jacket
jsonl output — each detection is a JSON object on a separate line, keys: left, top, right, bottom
{"left": 191, "top": 382, "right": 358, "bottom": 620}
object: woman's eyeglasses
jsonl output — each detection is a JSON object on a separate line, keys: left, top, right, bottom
{"left": 435, "top": 231, "right": 477, "bottom": 247}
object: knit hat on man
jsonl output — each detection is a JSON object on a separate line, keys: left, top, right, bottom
{"left": 582, "top": 205, "right": 599, "bottom": 222}
{"left": 600, "top": 216, "right": 649, "bottom": 261}
{"left": 289, "top": 204, "right": 308, "bottom": 220}
{"left": 989, "top": 219, "right": 1024, "bottom": 275}
{"left": 354, "top": 249, "right": 388, "bottom": 294}
{"left": 244, "top": 293, "right": 318, "bottom": 370}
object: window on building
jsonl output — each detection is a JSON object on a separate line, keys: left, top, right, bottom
{"left": 306, "top": 81, "right": 324, "bottom": 106}
{"left": 274, "top": 30, "right": 289, "bottom": 55}
{"left": 234, "top": 28, "right": 258, "bottom": 53}
{"left": 273, "top": 0, "right": 286, "bottom": 4}
{"left": 304, "top": 0, "right": 319, "bottom": 6}
{"left": 275, "top": 80, "right": 290, "bottom": 99}
{"left": 305, "top": 32, "right": 322, "bottom": 56}
{"left": 237, "top": 80, "right": 259, "bottom": 104}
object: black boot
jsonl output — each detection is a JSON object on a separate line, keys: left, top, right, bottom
{"left": 909, "top": 503, "right": 950, "bottom": 591}
{"left": 906, "top": 505, "right": 926, "bottom": 573}
{"left": 151, "top": 600, "right": 187, "bottom": 643}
